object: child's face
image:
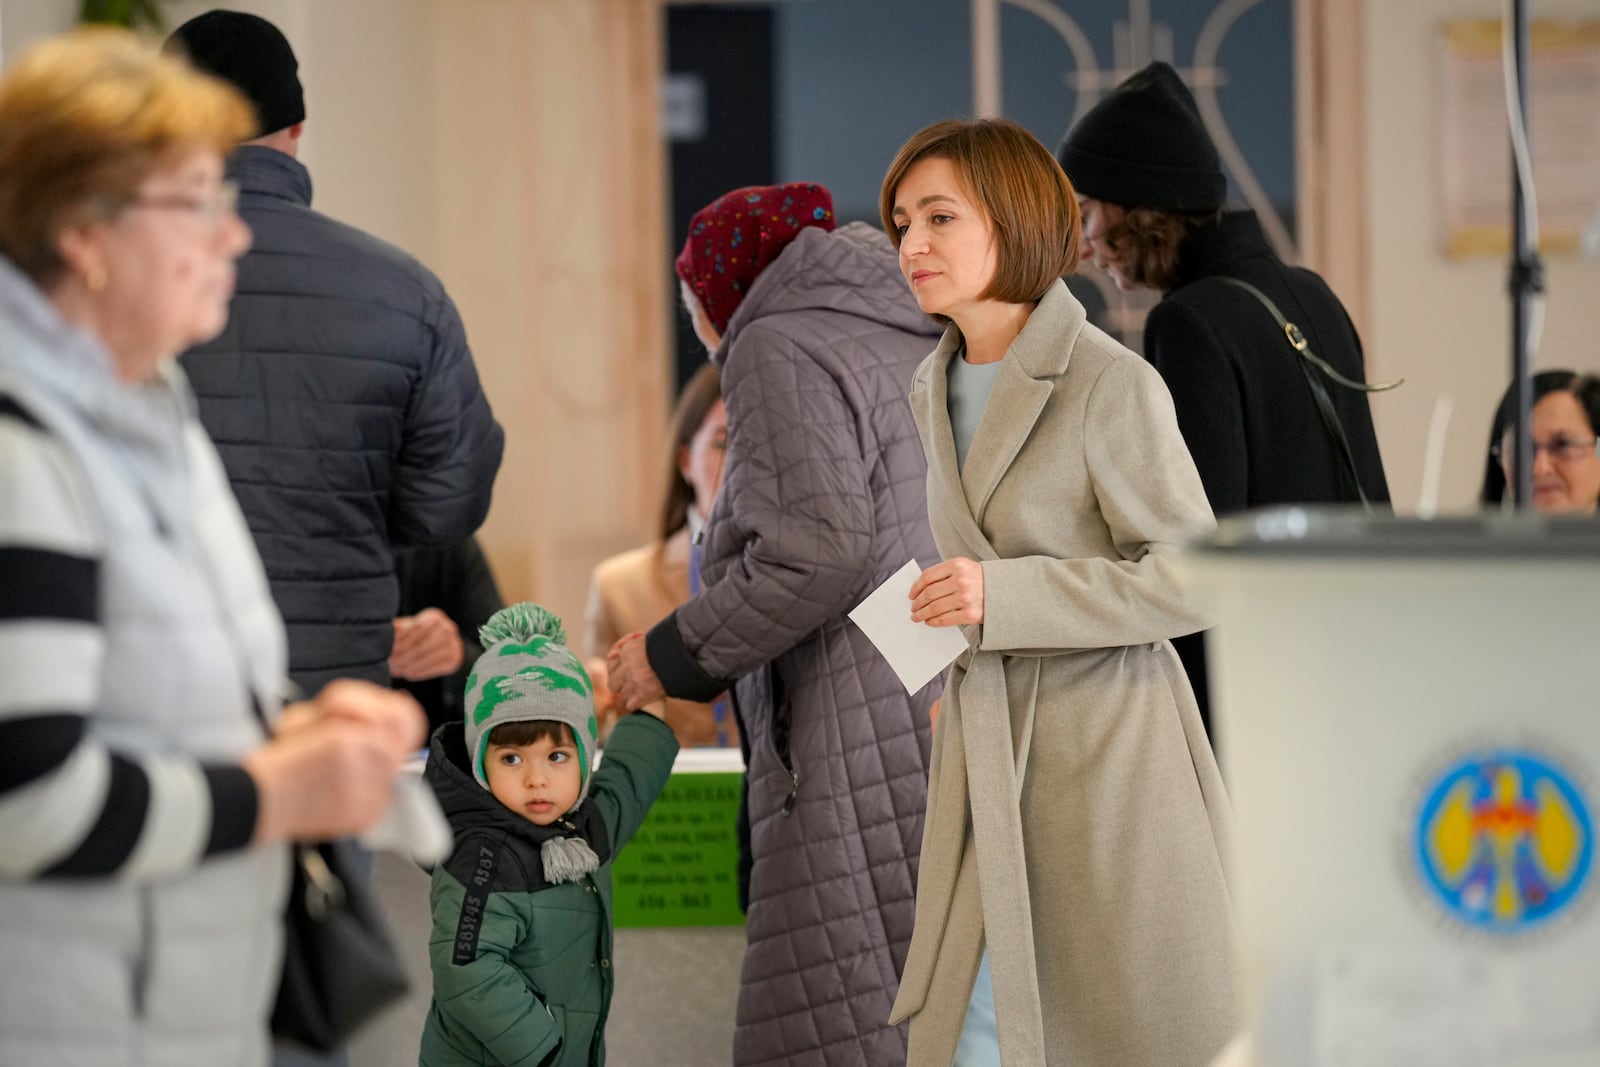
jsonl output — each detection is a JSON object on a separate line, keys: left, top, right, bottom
{"left": 486, "top": 733, "right": 583, "bottom": 826}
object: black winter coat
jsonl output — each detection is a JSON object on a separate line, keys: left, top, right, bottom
{"left": 1144, "top": 211, "right": 1389, "bottom": 727}
{"left": 181, "top": 147, "right": 503, "bottom": 694}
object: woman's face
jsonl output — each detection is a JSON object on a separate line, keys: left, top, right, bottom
{"left": 891, "top": 156, "right": 998, "bottom": 321}
{"left": 680, "top": 397, "right": 728, "bottom": 517}
{"left": 1509, "top": 391, "right": 1600, "bottom": 514}
{"left": 69, "top": 147, "right": 251, "bottom": 383}
{"left": 1077, "top": 197, "right": 1136, "bottom": 291}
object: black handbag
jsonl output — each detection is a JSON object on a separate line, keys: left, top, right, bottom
{"left": 271, "top": 836, "right": 411, "bottom": 1052}
{"left": 243, "top": 696, "right": 411, "bottom": 1052}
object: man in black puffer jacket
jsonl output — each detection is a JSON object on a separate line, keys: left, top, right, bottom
{"left": 170, "top": 11, "right": 504, "bottom": 696}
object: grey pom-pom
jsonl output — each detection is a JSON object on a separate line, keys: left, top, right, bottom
{"left": 541, "top": 835, "right": 600, "bottom": 884}
{"left": 479, "top": 602, "right": 566, "bottom": 648}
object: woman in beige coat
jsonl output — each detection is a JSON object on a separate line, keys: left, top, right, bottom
{"left": 881, "top": 118, "right": 1239, "bottom": 1066}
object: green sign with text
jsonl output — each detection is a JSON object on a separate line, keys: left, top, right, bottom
{"left": 612, "top": 770, "right": 744, "bottom": 928}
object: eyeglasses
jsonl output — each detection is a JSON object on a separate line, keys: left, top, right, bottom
{"left": 125, "top": 179, "right": 239, "bottom": 231}
{"left": 1493, "top": 434, "right": 1600, "bottom": 468}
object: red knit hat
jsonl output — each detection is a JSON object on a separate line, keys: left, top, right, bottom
{"left": 674, "top": 182, "right": 836, "bottom": 335}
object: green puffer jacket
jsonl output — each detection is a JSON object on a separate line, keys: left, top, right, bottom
{"left": 420, "top": 713, "right": 678, "bottom": 1066}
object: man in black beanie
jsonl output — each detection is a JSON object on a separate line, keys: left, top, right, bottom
{"left": 165, "top": 8, "right": 502, "bottom": 705}
{"left": 1059, "top": 61, "right": 1390, "bottom": 737}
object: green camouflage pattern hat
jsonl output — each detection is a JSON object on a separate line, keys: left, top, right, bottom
{"left": 463, "top": 603, "right": 600, "bottom": 809}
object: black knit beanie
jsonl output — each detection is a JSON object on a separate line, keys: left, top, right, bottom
{"left": 1057, "top": 61, "right": 1225, "bottom": 214}
{"left": 166, "top": 10, "right": 306, "bottom": 137}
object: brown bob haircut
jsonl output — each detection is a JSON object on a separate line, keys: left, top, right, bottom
{"left": 0, "top": 28, "right": 254, "bottom": 287}
{"left": 879, "top": 117, "right": 1081, "bottom": 307}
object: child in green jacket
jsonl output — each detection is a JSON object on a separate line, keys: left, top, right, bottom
{"left": 420, "top": 604, "right": 679, "bottom": 1066}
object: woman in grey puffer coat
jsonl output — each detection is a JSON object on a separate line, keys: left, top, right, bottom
{"left": 606, "top": 183, "right": 942, "bottom": 1065}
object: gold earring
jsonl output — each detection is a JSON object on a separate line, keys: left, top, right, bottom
{"left": 85, "top": 265, "right": 107, "bottom": 292}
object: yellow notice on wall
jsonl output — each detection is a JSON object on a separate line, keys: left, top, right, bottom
{"left": 1439, "top": 20, "right": 1600, "bottom": 258}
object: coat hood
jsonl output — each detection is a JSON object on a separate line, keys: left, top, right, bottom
{"left": 712, "top": 221, "right": 941, "bottom": 367}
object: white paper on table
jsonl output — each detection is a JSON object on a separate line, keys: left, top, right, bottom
{"left": 847, "top": 559, "right": 970, "bottom": 695}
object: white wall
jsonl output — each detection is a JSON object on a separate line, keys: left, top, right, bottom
{"left": 1362, "top": 0, "right": 1600, "bottom": 513}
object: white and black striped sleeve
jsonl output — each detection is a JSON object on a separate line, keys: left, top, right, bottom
{"left": 0, "top": 398, "right": 258, "bottom": 880}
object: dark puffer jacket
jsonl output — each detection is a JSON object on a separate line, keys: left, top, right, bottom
{"left": 645, "top": 222, "right": 943, "bottom": 1066}
{"left": 180, "top": 146, "right": 503, "bottom": 694}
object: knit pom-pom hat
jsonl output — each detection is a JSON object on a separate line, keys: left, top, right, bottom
{"left": 463, "top": 603, "right": 599, "bottom": 813}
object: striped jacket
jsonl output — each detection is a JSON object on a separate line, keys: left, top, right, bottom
{"left": 0, "top": 256, "right": 290, "bottom": 1067}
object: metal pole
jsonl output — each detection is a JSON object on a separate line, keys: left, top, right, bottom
{"left": 973, "top": 0, "right": 1001, "bottom": 118}
{"left": 1508, "top": 0, "right": 1539, "bottom": 509}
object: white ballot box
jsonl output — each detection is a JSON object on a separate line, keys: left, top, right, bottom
{"left": 1184, "top": 510, "right": 1600, "bottom": 1067}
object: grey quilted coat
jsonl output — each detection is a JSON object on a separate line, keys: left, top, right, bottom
{"left": 645, "top": 222, "right": 943, "bottom": 1065}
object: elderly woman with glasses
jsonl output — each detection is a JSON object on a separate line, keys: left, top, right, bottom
{"left": 1482, "top": 370, "right": 1600, "bottom": 514}
{"left": 0, "top": 29, "right": 423, "bottom": 1066}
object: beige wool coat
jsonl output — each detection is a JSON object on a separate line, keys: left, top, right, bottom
{"left": 889, "top": 280, "right": 1240, "bottom": 1066}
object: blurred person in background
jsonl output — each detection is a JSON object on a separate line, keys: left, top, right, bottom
{"left": 1058, "top": 61, "right": 1389, "bottom": 733}
{"left": 0, "top": 29, "right": 423, "bottom": 1067}
{"left": 167, "top": 10, "right": 503, "bottom": 698}
{"left": 583, "top": 362, "right": 736, "bottom": 748}
{"left": 606, "top": 182, "right": 942, "bottom": 1065}
{"left": 1482, "top": 370, "right": 1600, "bottom": 514}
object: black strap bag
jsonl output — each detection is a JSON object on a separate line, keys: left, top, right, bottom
{"left": 1216, "top": 276, "right": 1402, "bottom": 512}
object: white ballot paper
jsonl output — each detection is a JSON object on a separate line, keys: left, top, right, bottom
{"left": 848, "top": 559, "right": 970, "bottom": 695}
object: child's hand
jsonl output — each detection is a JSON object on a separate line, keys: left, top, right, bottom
{"left": 585, "top": 657, "right": 623, "bottom": 737}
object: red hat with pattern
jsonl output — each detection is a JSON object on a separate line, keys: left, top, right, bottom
{"left": 674, "top": 182, "right": 836, "bottom": 335}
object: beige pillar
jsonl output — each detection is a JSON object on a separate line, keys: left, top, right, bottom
{"left": 1295, "top": 0, "right": 1371, "bottom": 352}
{"left": 425, "top": 0, "right": 672, "bottom": 630}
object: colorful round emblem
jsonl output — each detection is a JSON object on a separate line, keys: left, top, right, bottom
{"left": 1415, "top": 749, "right": 1593, "bottom": 934}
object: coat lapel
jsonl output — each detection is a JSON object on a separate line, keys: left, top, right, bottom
{"left": 922, "top": 281, "right": 1088, "bottom": 535}
{"left": 911, "top": 332, "right": 995, "bottom": 562}
{"left": 958, "top": 359, "right": 1051, "bottom": 526}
